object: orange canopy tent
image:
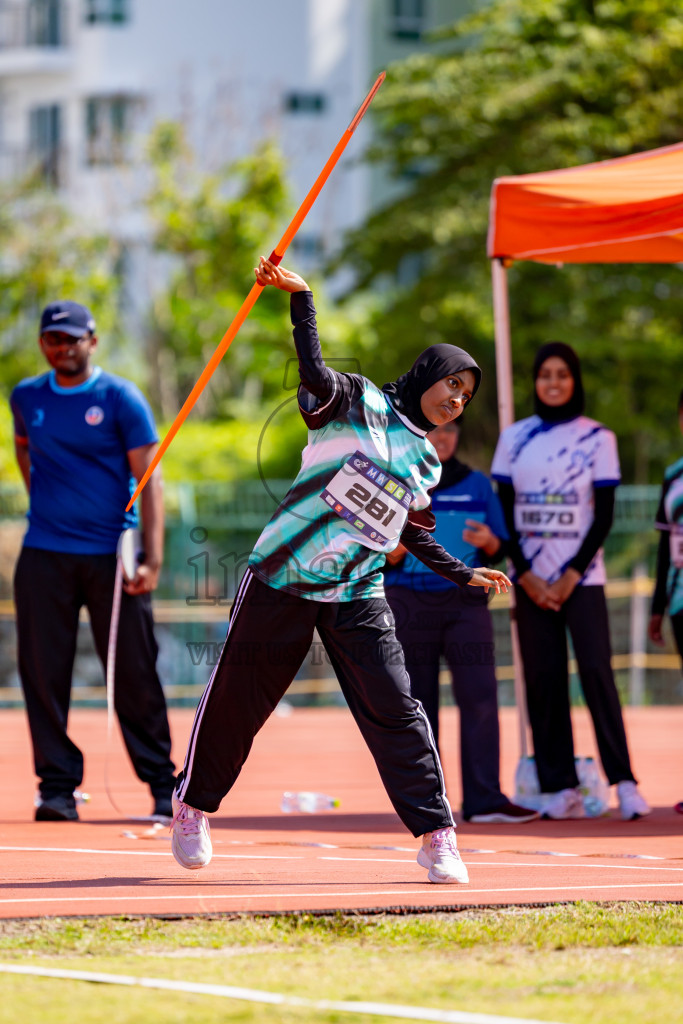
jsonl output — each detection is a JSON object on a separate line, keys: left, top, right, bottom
{"left": 489, "top": 140, "right": 683, "bottom": 266}
{"left": 488, "top": 139, "right": 683, "bottom": 431}
{"left": 486, "top": 141, "right": 683, "bottom": 757}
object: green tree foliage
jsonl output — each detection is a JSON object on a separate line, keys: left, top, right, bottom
{"left": 341, "top": 0, "right": 683, "bottom": 481}
{"left": 0, "top": 183, "right": 124, "bottom": 394}
{"left": 145, "top": 124, "right": 298, "bottom": 422}
{"left": 145, "top": 124, "right": 365, "bottom": 483}
{"left": 0, "top": 182, "right": 125, "bottom": 484}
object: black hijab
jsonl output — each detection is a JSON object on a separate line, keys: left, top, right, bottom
{"left": 533, "top": 341, "right": 585, "bottom": 423}
{"left": 382, "top": 344, "right": 482, "bottom": 432}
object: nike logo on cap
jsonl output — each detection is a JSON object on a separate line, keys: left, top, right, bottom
{"left": 51, "top": 312, "right": 70, "bottom": 320}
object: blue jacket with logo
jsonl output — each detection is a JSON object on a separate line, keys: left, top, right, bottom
{"left": 10, "top": 367, "right": 157, "bottom": 554}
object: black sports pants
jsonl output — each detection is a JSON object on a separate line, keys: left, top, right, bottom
{"left": 14, "top": 546, "right": 176, "bottom": 801}
{"left": 176, "top": 569, "right": 455, "bottom": 837}
{"left": 514, "top": 583, "right": 635, "bottom": 793}
{"left": 385, "top": 584, "right": 505, "bottom": 819}
{"left": 671, "top": 611, "right": 683, "bottom": 669}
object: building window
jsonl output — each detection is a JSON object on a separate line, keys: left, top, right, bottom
{"left": 84, "top": 0, "right": 128, "bottom": 24}
{"left": 29, "top": 103, "right": 62, "bottom": 187}
{"left": 27, "top": 0, "right": 63, "bottom": 46}
{"left": 390, "top": 0, "right": 426, "bottom": 40}
{"left": 85, "top": 95, "right": 135, "bottom": 165}
{"left": 284, "top": 93, "right": 326, "bottom": 115}
{"left": 290, "top": 235, "right": 324, "bottom": 259}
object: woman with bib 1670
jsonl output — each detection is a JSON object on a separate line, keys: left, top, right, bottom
{"left": 491, "top": 342, "right": 649, "bottom": 821}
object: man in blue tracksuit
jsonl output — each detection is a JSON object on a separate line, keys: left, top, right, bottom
{"left": 10, "top": 300, "right": 175, "bottom": 822}
{"left": 384, "top": 421, "right": 537, "bottom": 823}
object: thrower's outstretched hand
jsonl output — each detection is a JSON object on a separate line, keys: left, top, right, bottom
{"left": 254, "top": 257, "right": 309, "bottom": 293}
{"left": 468, "top": 567, "right": 512, "bottom": 594}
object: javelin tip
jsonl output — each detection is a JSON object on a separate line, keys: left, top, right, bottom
{"left": 347, "top": 71, "right": 386, "bottom": 133}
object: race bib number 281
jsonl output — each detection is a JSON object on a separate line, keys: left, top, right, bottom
{"left": 670, "top": 527, "right": 683, "bottom": 569}
{"left": 321, "top": 451, "right": 413, "bottom": 551}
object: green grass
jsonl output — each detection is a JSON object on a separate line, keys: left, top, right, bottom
{"left": 1, "top": 903, "right": 682, "bottom": 1024}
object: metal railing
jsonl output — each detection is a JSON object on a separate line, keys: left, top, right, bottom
{"left": 0, "top": 480, "right": 663, "bottom": 530}
{"left": 0, "top": 0, "right": 69, "bottom": 49}
{"left": 1, "top": 481, "right": 678, "bottom": 708}
{"left": 0, "top": 144, "right": 68, "bottom": 188}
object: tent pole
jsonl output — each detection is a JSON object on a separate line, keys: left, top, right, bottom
{"left": 491, "top": 258, "right": 530, "bottom": 760}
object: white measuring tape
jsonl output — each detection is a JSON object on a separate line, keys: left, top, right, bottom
{"left": 0, "top": 963, "right": 568, "bottom": 1024}
{"left": 104, "top": 529, "right": 163, "bottom": 823}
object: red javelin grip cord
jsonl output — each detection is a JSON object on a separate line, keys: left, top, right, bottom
{"left": 127, "top": 71, "right": 385, "bottom": 511}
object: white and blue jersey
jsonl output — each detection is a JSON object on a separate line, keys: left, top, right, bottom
{"left": 491, "top": 415, "right": 620, "bottom": 586}
{"left": 10, "top": 367, "right": 158, "bottom": 554}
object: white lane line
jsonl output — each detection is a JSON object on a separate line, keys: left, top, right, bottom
{"left": 0, "top": 880, "right": 681, "bottom": 906}
{"left": 0, "top": 846, "right": 302, "bottom": 860}
{"left": 1, "top": 846, "right": 679, "bottom": 872}
{"left": 0, "top": 963, "right": 567, "bottom": 1024}
{"left": 1, "top": 845, "right": 680, "bottom": 878}
{"left": 320, "top": 857, "right": 683, "bottom": 873}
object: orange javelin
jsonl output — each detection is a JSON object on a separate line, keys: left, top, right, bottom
{"left": 127, "top": 71, "right": 386, "bottom": 510}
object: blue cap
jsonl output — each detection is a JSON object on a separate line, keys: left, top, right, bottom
{"left": 40, "top": 301, "right": 96, "bottom": 338}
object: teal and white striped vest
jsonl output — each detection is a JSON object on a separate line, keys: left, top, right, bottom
{"left": 249, "top": 379, "right": 441, "bottom": 602}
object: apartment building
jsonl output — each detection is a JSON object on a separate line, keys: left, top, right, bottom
{"left": 0, "top": 0, "right": 469, "bottom": 288}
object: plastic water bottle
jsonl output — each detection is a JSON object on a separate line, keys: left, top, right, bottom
{"left": 280, "top": 791, "right": 340, "bottom": 813}
{"left": 514, "top": 756, "right": 543, "bottom": 811}
{"left": 576, "top": 756, "right": 609, "bottom": 817}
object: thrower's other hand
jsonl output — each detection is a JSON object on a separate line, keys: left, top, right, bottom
{"left": 468, "top": 567, "right": 512, "bottom": 594}
{"left": 254, "top": 257, "right": 310, "bottom": 292}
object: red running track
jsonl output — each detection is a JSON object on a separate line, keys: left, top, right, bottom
{"left": 1, "top": 706, "right": 682, "bottom": 918}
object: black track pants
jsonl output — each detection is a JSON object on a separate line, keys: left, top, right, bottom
{"left": 14, "top": 546, "right": 176, "bottom": 801}
{"left": 671, "top": 611, "right": 683, "bottom": 668}
{"left": 385, "top": 584, "right": 505, "bottom": 819}
{"left": 514, "top": 583, "right": 635, "bottom": 792}
{"left": 176, "top": 570, "right": 455, "bottom": 837}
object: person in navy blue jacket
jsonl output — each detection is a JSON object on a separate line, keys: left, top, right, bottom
{"left": 384, "top": 420, "right": 537, "bottom": 824}
{"left": 10, "top": 300, "right": 176, "bottom": 823}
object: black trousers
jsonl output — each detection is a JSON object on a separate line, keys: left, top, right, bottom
{"left": 514, "top": 583, "right": 635, "bottom": 793}
{"left": 176, "top": 569, "right": 455, "bottom": 837}
{"left": 14, "top": 546, "right": 176, "bottom": 801}
{"left": 671, "top": 611, "right": 683, "bottom": 668}
{"left": 385, "top": 584, "right": 505, "bottom": 819}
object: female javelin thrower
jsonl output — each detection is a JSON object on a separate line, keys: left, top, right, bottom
{"left": 171, "top": 259, "right": 511, "bottom": 884}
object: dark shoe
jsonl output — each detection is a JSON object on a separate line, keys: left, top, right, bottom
{"left": 150, "top": 778, "right": 176, "bottom": 824}
{"left": 35, "top": 794, "right": 79, "bottom": 822}
{"left": 466, "top": 800, "right": 540, "bottom": 824}
{"left": 151, "top": 795, "right": 174, "bottom": 824}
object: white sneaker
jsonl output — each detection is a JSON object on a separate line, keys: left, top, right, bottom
{"left": 417, "top": 827, "right": 469, "bottom": 884}
{"left": 617, "top": 781, "right": 651, "bottom": 820}
{"left": 171, "top": 792, "right": 212, "bottom": 869}
{"left": 542, "top": 787, "right": 586, "bottom": 820}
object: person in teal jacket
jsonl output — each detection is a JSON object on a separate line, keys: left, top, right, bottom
{"left": 648, "top": 388, "right": 683, "bottom": 815}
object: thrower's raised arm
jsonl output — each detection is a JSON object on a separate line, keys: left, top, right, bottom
{"left": 125, "top": 71, "right": 385, "bottom": 511}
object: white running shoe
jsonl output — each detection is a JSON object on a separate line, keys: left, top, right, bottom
{"left": 617, "top": 781, "right": 651, "bottom": 820}
{"left": 417, "top": 827, "right": 469, "bottom": 884}
{"left": 542, "top": 787, "right": 586, "bottom": 820}
{"left": 171, "top": 792, "right": 212, "bottom": 869}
